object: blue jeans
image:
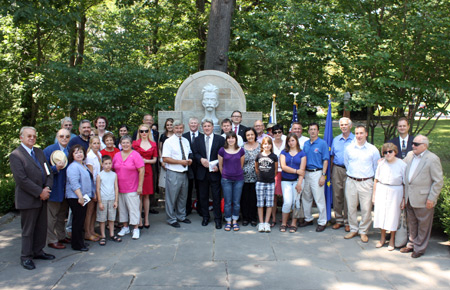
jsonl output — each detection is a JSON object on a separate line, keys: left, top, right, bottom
{"left": 221, "top": 178, "right": 244, "bottom": 222}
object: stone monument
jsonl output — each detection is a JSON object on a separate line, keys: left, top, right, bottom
{"left": 158, "top": 70, "right": 262, "bottom": 133}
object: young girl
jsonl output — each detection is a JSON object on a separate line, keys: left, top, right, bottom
{"left": 85, "top": 136, "right": 102, "bottom": 241}
{"left": 255, "top": 137, "right": 278, "bottom": 232}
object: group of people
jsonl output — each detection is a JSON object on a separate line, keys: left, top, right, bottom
{"left": 10, "top": 112, "right": 444, "bottom": 270}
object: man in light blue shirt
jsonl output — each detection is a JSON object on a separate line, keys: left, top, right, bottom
{"left": 330, "top": 117, "right": 354, "bottom": 232}
{"left": 344, "top": 125, "right": 380, "bottom": 243}
{"left": 300, "top": 123, "right": 330, "bottom": 232}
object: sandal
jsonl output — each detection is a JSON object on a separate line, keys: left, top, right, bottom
{"left": 99, "top": 238, "right": 106, "bottom": 246}
{"left": 85, "top": 235, "right": 100, "bottom": 242}
{"left": 233, "top": 223, "right": 240, "bottom": 231}
{"left": 109, "top": 235, "right": 122, "bottom": 243}
{"left": 289, "top": 226, "right": 298, "bottom": 233}
{"left": 280, "top": 225, "right": 287, "bottom": 232}
{"left": 224, "top": 223, "right": 232, "bottom": 231}
{"left": 270, "top": 221, "right": 276, "bottom": 227}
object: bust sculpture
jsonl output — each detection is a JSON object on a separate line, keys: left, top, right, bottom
{"left": 201, "top": 83, "right": 219, "bottom": 127}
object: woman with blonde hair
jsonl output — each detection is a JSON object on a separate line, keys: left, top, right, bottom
{"left": 133, "top": 124, "right": 158, "bottom": 229}
{"left": 373, "top": 143, "right": 406, "bottom": 250}
{"left": 84, "top": 136, "right": 102, "bottom": 241}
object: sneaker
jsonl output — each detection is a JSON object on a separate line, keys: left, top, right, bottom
{"left": 264, "top": 223, "right": 271, "bottom": 233}
{"left": 258, "top": 223, "right": 265, "bottom": 232}
{"left": 132, "top": 228, "right": 140, "bottom": 240}
{"left": 118, "top": 227, "right": 130, "bottom": 237}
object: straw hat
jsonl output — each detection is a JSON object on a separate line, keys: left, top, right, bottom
{"left": 50, "top": 150, "right": 68, "bottom": 169}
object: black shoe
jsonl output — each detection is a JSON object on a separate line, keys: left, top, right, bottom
{"left": 21, "top": 259, "right": 36, "bottom": 270}
{"left": 242, "top": 220, "right": 249, "bottom": 226}
{"left": 170, "top": 222, "right": 181, "bottom": 228}
{"left": 299, "top": 220, "right": 314, "bottom": 227}
{"left": 316, "top": 225, "right": 326, "bottom": 232}
{"left": 34, "top": 253, "right": 55, "bottom": 260}
{"left": 138, "top": 225, "right": 144, "bottom": 230}
{"left": 179, "top": 218, "right": 191, "bottom": 224}
{"left": 72, "top": 247, "right": 89, "bottom": 251}
{"left": 202, "top": 217, "right": 209, "bottom": 226}
{"left": 149, "top": 208, "right": 159, "bottom": 214}
{"left": 250, "top": 221, "right": 258, "bottom": 227}
{"left": 215, "top": 221, "right": 222, "bottom": 229}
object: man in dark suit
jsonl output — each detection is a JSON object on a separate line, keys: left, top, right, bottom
{"left": 230, "top": 110, "right": 247, "bottom": 141}
{"left": 401, "top": 135, "right": 443, "bottom": 258}
{"left": 388, "top": 117, "right": 414, "bottom": 159}
{"left": 44, "top": 129, "right": 71, "bottom": 250}
{"left": 10, "top": 127, "right": 55, "bottom": 270}
{"left": 192, "top": 118, "right": 225, "bottom": 229}
{"left": 183, "top": 117, "right": 202, "bottom": 216}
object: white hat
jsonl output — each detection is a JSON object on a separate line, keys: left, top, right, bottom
{"left": 50, "top": 150, "right": 68, "bottom": 169}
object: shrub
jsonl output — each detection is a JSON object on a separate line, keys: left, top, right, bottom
{"left": 434, "top": 176, "right": 450, "bottom": 240}
{"left": 0, "top": 178, "right": 15, "bottom": 214}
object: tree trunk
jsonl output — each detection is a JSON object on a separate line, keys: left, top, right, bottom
{"left": 196, "top": 0, "right": 207, "bottom": 71}
{"left": 204, "top": 0, "right": 235, "bottom": 72}
{"left": 75, "top": 15, "right": 86, "bottom": 66}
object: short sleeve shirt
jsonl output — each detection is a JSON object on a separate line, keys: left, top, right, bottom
{"left": 280, "top": 150, "right": 306, "bottom": 181}
{"left": 256, "top": 153, "right": 278, "bottom": 183}
{"left": 112, "top": 151, "right": 144, "bottom": 193}
{"left": 218, "top": 147, "right": 245, "bottom": 181}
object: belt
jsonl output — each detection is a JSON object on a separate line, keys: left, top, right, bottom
{"left": 306, "top": 168, "right": 322, "bottom": 172}
{"left": 378, "top": 181, "right": 401, "bottom": 186}
{"left": 334, "top": 164, "right": 346, "bottom": 169}
{"left": 348, "top": 176, "right": 373, "bottom": 182}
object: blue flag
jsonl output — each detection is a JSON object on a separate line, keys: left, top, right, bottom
{"left": 324, "top": 99, "right": 333, "bottom": 221}
{"left": 289, "top": 102, "right": 298, "bottom": 132}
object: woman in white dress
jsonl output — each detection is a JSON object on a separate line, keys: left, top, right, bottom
{"left": 271, "top": 124, "right": 285, "bottom": 227}
{"left": 372, "top": 143, "right": 406, "bottom": 251}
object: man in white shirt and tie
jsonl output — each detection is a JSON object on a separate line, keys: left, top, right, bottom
{"left": 230, "top": 110, "right": 247, "bottom": 141}
{"left": 388, "top": 117, "right": 414, "bottom": 159}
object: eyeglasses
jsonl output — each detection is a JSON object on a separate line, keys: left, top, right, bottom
{"left": 273, "top": 130, "right": 282, "bottom": 134}
{"left": 59, "top": 135, "right": 71, "bottom": 139}
{"left": 412, "top": 142, "right": 423, "bottom": 147}
{"left": 140, "top": 130, "right": 149, "bottom": 133}
{"left": 231, "top": 115, "right": 241, "bottom": 118}
{"left": 383, "top": 150, "right": 394, "bottom": 155}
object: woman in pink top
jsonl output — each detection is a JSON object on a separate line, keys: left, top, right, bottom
{"left": 133, "top": 124, "right": 158, "bottom": 229}
{"left": 113, "top": 135, "right": 145, "bottom": 240}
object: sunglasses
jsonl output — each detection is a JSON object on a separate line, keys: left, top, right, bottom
{"left": 59, "top": 135, "right": 71, "bottom": 139}
{"left": 412, "top": 142, "right": 423, "bottom": 146}
{"left": 273, "top": 130, "right": 282, "bottom": 134}
{"left": 140, "top": 130, "right": 149, "bottom": 133}
{"left": 383, "top": 150, "right": 394, "bottom": 155}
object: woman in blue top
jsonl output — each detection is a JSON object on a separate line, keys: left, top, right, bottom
{"left": 218, "top": 131, "right": 245, "bottom": 231}
{"left": 279, "top": 133, "right": 306, "bottom": 233}
{"left": 66, "top": 144, "right": 95, "bottom": 251}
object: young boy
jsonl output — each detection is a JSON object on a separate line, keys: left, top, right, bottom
{"left": 96, "top": 155, "right": 121, "bottom": 244}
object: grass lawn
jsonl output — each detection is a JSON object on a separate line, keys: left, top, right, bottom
{"left": 324, "top": 119, "right": 450, "bottom": 176}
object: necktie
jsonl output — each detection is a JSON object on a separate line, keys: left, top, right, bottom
{"left": 192, "top": 133, "right": 195, "bottom": 143}
{"left": 179, "top": 137, "right": 187, "bottom": 167}
{"left": 31, "top": 150, "right": 46, "bottom": 184}
{"left": 206, "top": 136, "right": 210, "bottom": 161}
{"left": 63, "top": 147, "right": 69, "bottom": 156}
{"left": 401, "top": 140, "right": 406, "bottom": 158}
{"left": 234, "top": 126, "right": 238, "bottom": 133}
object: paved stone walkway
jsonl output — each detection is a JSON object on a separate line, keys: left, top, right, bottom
{"left": 0, "top": 209, "right": 449, "bottom": 290}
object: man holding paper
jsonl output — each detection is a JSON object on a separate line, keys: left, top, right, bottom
{"left": 192, "top": 119, "right": 225, "bottom": 229}
{"left": 10, "top": 127, "right": 54, "bottom": 270}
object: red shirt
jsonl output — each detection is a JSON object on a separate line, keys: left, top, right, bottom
{"left": 100, "top": 148, "right": 120, "bottom": 159}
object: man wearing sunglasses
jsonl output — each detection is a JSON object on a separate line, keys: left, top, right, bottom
{"left": 44, "top": 129, "right": 72, "bottom": 250}
{"left": 401, "top": 135, "right": 443, "bottom": 258}
{"left": 388, "top": 117, "right": 414, "bottom": 159}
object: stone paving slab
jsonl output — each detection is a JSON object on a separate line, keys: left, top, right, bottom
{"left": 0, "top": 209, "right": 449, "bottom": 290}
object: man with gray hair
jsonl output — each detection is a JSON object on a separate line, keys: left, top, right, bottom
{"left": 55, "top": 117, "right": 77, "bottom": 143}
{"left": 162, "top": 120, "right": 192, "bottom": 228}
{"left": 400, "top": 135, "right": 443, "bottom": 258}
{"left": 67, "top": 119, "right": 91, "bottom": 150}
{"left": 10, "top": 127, "right": 54, "bottom": 270}
{"left": 330, "top": 117, "right": 354, "bottom": 232}
{"left": 192, "top": 118, "right": 225, "bottom": 228}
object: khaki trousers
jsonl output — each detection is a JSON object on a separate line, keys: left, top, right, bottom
{"left": 345, "top": 178, "right": 373, "bottom": 234}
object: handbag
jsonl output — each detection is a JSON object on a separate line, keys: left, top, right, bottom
{"left": 292, "top": 192, "right": 304, "bottom": 219}
{"left": 395, "top": 209, "right": 408, "bottom": 248}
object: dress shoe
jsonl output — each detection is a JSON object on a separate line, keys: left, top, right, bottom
{"left": 400, "top": 247, "right": 414, "bottom": 253}
{"left": 58, "top": 238, "right": 71, "bottom": 244}
{"left": 34, "top": 253, "right": 55, "bottom": 260}
{"left": 149, "top": 208, "right": 159, "bottom": 214}
{"left": 411, "top": 252, "right": 423, "bottom": 258}
{"left": 345, "top": 225, "right": 350, "bottom": 232}
{"left": 73, "top": 247, "right": 89, "bottom": 252}
{"left": 242, "top": 220, "right": 249, "bottom": 226}
{"left": 179, "top": 218, "right": 191, "bottom": 224}
{"left": 344, "top": 232, "right": 358, "bottom": 239}
{"left": 48, "top": 242, "right": 66, "bottom": 250}
{"left": 298, "top": 220, "right": 314, "bottom": 227}
{"left": 316, "top": 225, "right": 326, "bottom": 232}
{"left": 170, "top": 222, "right": 181, "bottom": 228}
{"left": 332, "top": 223, "right": 343, "bottom": 230}
{"left": 215, "top": 221, "right": 222, "bottom": 229}
{"left": 360, "top": 234, "right": 369, "bottom": 243}
{"left": 201, "top": 218, "right": 209, "bottom": 226}
{"left": 21, "top": 259, "right": 35, "bottom": 270}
